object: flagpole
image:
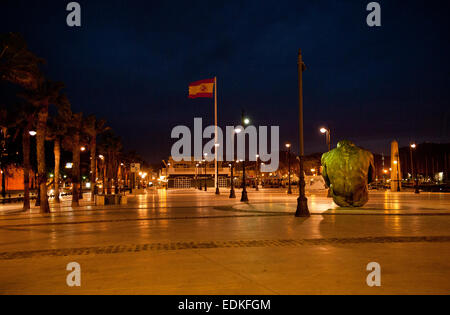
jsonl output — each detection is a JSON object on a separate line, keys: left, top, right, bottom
{"left": 214, "top": 76, "right": 220, "bottom": 195}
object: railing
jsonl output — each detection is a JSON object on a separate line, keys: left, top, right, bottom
{"left": 167, "top": 168, "right": 230, "bottom": 175}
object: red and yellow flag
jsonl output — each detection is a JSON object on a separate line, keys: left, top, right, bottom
{"left": 188, "top": 78, "right": 214, "bottom": 99}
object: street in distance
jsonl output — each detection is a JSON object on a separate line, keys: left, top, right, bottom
{"left": 178, "top": 299, "right": 271, "bottom": 312}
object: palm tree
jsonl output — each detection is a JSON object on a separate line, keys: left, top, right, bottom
{"left": 1, "top": 33, "right": 44, "bottom": 210}
{"left": 121, "top": 150, "right": 144, "bottom": 190}
{"left": 47, "top": 94, "right": 71, "bottom": 203}
{"left": 99, "top": 131, "right": 123, "bottom": 195}
{"left": 0, "top": 33, "right": 44, "bottom": 210}
{"left": 85, "top": 116, "right": 109, "bottom": 200}
{"left": 15, "top": 102, "right": 36, "bottom": 211}
{"left": 20, "top": 80, "right": 65, "bottom": 213}
{"left": 21, "top": 118, "right": 33, "bottom": 210}
{"left": 1, "top": 99, "right": 37, "bottom": 210}
{"left": 63, "top": 111, "right": 83, "bottom": 206}
{"left": 0, "top": 125, "right": 8, "bottom": 199}
{"left": 0, "top": 33, "right": 44, "bottom": 90}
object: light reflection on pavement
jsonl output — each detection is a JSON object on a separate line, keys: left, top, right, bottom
{"left": 0, "top": 189, "right": 449, "bottom": 294}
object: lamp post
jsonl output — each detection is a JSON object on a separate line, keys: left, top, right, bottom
{"left": 195, "top": 163, "right": 199, "bottom": 190}
{"left": 165, "top": 162, "right": 170, "bottom": 190}
{"left": 320, "top": 127, "right": 331, "bottom": 152}
{"left": 320, "top": 127, "right": 333, "bottom": 197}
{"left": 410, "top": 143, "right": 420, "bottom": 194}
{"left": 203, "top": 153, "right": 208, "bottom": 192}
{"left": 255, "top": 154, "right": 260, "bottom": 191}
{"left": 215, "top": 143, "right": 220, "bottom": 195}
{"left": 229, "top": 162, "right": 236, "bottom": 198}
{"left": 240, "top": 110, "right": 250, "bottom": 202}
{"left": 295, "top": 49, "right": 310, "bottom": 217}
{"left": 394, "top": 154, "right": 401, "bottom": 192}
{"left": 286, "top": 143, "right": 292, "bottom": 194}
{"left": 197, "top": 162, "right": 202, "bottom": 190}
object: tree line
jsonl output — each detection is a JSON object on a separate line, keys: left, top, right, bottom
{"left": 0, "top": 33, "right": 144, "bottom": 213}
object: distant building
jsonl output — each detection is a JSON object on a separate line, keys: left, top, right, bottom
{"left": 160, "top": 156, "right": 320, "bottom": 189}
{"left": 161, "top": 157, "right": 231, "bottom": 189}
{"left": 0, "top": 166, "right": 36, "bottom": 192}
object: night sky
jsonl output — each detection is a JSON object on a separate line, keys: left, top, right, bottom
{"left": 1, "top": 0, "right": 449, "bottom": 163}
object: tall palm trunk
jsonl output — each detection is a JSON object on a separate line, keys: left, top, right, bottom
{"left": 90, "top": 136, "right": 96, "bottom": 200}
{"left": 22, "top": 127, "right": 31, "bottom": 211}
{"left": 106, "top": 153, "right": 113, "bottom": 195}
{"left": 1, "top": 166, "right": 5, "bottom": 199}
{"left": 72, "top": 132, "right": 80, "bottom": 206}
{"left": 54, "top": 138, "right": 61, "bottom": 203}
{"left": 0, "top": 127, "right": 6, "bottom": 199}
{"left": 102, "top": 163, "right": 106, "bottom": 195}
{"left": 36, "top": 106, "right": 50, "bottom": 213}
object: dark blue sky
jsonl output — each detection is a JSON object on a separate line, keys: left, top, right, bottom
{"left": 1, "top": 0, "right": 449, "bottom": 162}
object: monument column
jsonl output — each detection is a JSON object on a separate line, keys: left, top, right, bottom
{"left": 391, "top": 140, "right": 402, "bottom": 192}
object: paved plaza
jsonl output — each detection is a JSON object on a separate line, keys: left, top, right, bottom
{"left": 0, "top": 189, "right": 449, "bottom": 295}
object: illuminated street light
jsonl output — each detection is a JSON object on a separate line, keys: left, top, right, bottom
{"left": 286, "top": 143, "right": 292, "bottom": 194}
{"left": 295, "top": 49, "right": 310, "bottom": 217}
{"left": 255, "top": 154, "right": 260, "bottom": 191}
{"left": 29, "top": 131, "right": 37, "bottom": 136}
{"left": 320, "top": 127, "right": 331, "bottom": 151}
{"left": 395, "top": 152, "right": 401, "bottom": 192}
{"left": 240, "top": 110, "right": 251, "bottom": 202}
{"left": 229, "top": 161, "right": 236, "bottom": 198}
{"left": 410, "top": 143, "right": 420, "bottom": 194}
{"left": 203, "top": 155, "right": 207, "bottom": 191}
{"left": 80, "top": 146, "right": 86, "bottom": 152}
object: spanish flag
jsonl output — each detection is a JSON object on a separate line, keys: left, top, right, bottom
{"left": 188, "top": 78, "right": 215, "bottom": 99}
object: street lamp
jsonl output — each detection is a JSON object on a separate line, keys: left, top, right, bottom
{"left": 203, "top": 153, "right": 208, "bottom": 191}
{"left": 295, "top": 49, "right": 310, "bottom": 217}
{"left": 320, "top": 128, "right": 332, "bottom": 198}
{"left": 29, "top": 131, "right": 37, "bottom": 136}
{"left": 320, "top": 127, "right": 331, "bottom": 152}
{"left": 394, "top": 154, "right": 401, "bottom": 192}
{"left": 255, "top": 154, "right": 260, "bottom": 191}
{"left": 240, "top": 110, "right": 250, "bottom": 202}
{"left": 229, "top": 162, "right": 236, "bottom": 198}
{"left": 214, "top": 144, "right": 220, "bottom": 195}
{"left": 197, "top": 162, "right": 202, "bottom": 190}
{"left": 195, "top": 163, "right": 199, "bottom": 190}
{"left": 286, "top": 143, "right": 292, "bottom": 194}
{"left": 410, "top": 143, "right": 420, "bottom": 194}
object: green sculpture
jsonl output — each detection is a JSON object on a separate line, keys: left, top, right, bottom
{"left": 321, "top": 140, "right": 375, "bottom": 207}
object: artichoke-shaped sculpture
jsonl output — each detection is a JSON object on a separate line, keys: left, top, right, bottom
{"left": 322, "top": 140, "right": 375, "bottom": 207}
